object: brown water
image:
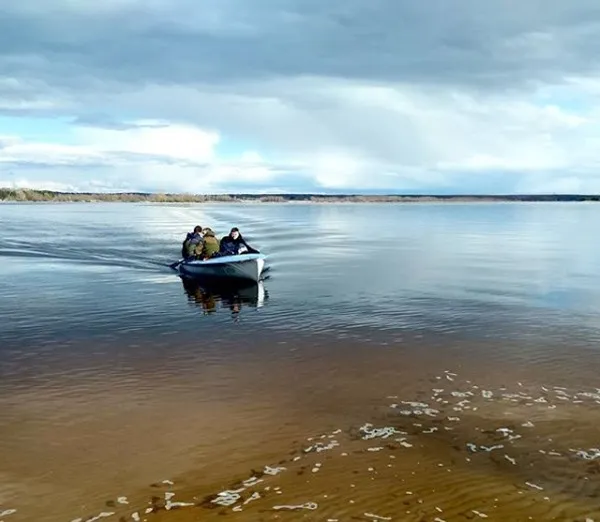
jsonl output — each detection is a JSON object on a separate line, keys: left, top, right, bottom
{"left": 2, "top": 202, "right": 600, "bottom": 521}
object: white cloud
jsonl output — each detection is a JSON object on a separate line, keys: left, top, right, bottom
{"left": 0, "top": 121, "right": 286, "bottom": 192}
{"left": 75, "top": 122, "right": 220, "bottom": 163}
{"left": 3, "top": 78, "right": 600, "bottom": 194}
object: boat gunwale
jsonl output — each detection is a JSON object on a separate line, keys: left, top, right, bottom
{"left": 181, "top": 253, "right": 266, "bottom": 266}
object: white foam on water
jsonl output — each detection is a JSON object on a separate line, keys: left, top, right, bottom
{"left": 504, "top": 455, "right": 517, "bottom": 465}
{"left": 166, "top": 500, "right": 194, "bottom": 510}
{"left": 364, "top": 512, "right": 392, "bottom": 520}
{"left": 212, "top": 491, "right": 241, "bottom": 507}
{"left": 525, "top": 482, "right": 544, "bottom": 491}
{"left": 243, "top": 492, "right": 261, "bottom": 505}
{"left": 360, "top": 424, "right": 400, "bottom": 440}
{"left": 272, "top": 502, "right": 317, "bottom": 511}
{"left": 480, "top": 444, "right": 504, "bottom": 452}
{"left": 242, "top": 476, "right": 263, "bottom": 487}
{"left": 571, "top": 448, "right": 600, "bottom": 460}
{"left": 263, "top": 465, "right": 286, "bottom": 475}
{"left": 305, "top": 440, "right": 340, "bottom": 453}
{"left": 82, "top": 513, "right": 114, "bottom": 522}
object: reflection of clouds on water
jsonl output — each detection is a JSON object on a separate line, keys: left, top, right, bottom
{"left": 332, "top": 203, "right": 600, "bottom": 313}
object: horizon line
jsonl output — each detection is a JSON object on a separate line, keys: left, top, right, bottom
{"left": 2, "top": 188, "right": 600, "bottom": 198}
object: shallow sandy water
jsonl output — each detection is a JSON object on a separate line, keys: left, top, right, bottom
{"left": 96, "top": 373, "right": 600, "bottom": 522}
{"left": 3, "top": 334, "right": 600, "bottom": 522}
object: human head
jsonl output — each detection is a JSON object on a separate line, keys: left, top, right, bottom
{"left": 230, "top": 227, "right": 240, "bottom": 240}
{"left": 193, "top": 225, "right": 203, "bottom": 234}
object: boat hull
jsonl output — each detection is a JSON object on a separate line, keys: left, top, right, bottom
{"left": 178, "top": 253, "right": 266, "bottom": 282}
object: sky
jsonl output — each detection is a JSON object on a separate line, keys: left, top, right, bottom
{"left": 1, "top": 1, "right": 600, "bottom": 194}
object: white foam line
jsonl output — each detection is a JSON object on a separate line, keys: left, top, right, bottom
{"left": 243, "top": 492, "right": 261, "bottom": 505}
{"left": 166, "top": 500, "right": 194, "bottom": 510}
{"left": 82, "top": 513, "right": 114, "bottom": 522}
{"left": 480, "top": 444, "right": 504, "bottom": 452}
{"left": 273, "top": 502, "right": 318, "bottom": 511}
{"left": 263, "top": 465, "right": 286, "bottom": 475}
{"left": 526, "top": 482, "right": 544, "bottom": 491}
{"left": 364, "top": 513, "right": 392, "bottom": 520}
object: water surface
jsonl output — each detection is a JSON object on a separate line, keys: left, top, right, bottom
{"left": 1, "top": 202, "right": 600, "bottom": 521}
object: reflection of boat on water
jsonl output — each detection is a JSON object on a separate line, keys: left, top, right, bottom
{"left": 175, "top": 253, "right": 267, "bottom": 282}
{"left": 180, "top": 275, "right": 267, "bottom": 315}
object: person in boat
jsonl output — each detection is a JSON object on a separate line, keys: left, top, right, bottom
{"left": 182, "top": 225, "right": 204, "bottom": 259}
{"left": 196, "top": 227, "right": 221, "bottom": 260}
{"left": 219, "top": 227, "right": 258, "bottom": 256}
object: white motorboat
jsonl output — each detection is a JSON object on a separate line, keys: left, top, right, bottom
{"left": 175, "top": 253, "right": 267, "bottom": 282}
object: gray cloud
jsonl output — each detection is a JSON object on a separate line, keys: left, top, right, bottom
{"left": 2, "top": 0, "right": 600, "bottom": 92}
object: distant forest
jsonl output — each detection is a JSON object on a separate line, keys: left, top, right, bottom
{"left": 1, "top": 188, "right": 600, "bottom": 203}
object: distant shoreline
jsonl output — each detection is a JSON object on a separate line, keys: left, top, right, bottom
{"left": 1, "top": 188, "right": 599, "bottom": 203}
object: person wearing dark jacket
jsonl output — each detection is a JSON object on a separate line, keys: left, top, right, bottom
{"left": 182, "top": 225, "right": 203, "bottom": 258}
{"left": 219, "top": 227, "right": 258, "bottom": 256}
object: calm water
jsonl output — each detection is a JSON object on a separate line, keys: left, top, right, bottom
{"left": 2, "top": 202, "right": 600, "bottom": 521}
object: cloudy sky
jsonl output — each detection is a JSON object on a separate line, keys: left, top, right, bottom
{"left": 1, "top": 0, "right": 600, "bottom": 194}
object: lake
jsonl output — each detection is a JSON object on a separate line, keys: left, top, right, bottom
{"left": 1, "top": 202, "right": 600, "bottom": 521}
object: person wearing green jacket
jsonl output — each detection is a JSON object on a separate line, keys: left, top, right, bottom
{"left": 198, "top": 228, "right": 220, "bottom": 259}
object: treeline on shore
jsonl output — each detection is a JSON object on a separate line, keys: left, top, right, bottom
{"left": 1, "top": 188, "right": 600, "bottom": 203}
